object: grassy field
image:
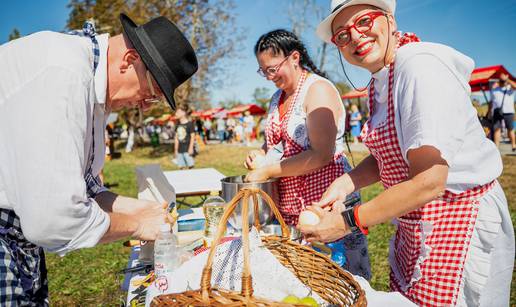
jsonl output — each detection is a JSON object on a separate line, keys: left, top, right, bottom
{"left": 45, "top": 143, "right": 515, "bottom": 306}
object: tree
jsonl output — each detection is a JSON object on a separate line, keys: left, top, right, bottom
{"left": 219, "top": 97, "right": 241, "bottom": 110}
{"left": 252, "top": 87, "right": 271, "bottom": 110}
{"left": 8, "top": 28, "right": 21, "bottom": 41}
{"left": 66, "top": 0, "right": 244, "bottom": 111}
{"left": 287, "top": 0, "right": 330, "bottom": 72}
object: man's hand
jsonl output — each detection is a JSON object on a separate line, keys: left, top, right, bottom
{"left": 297, "top": 204, "right": 350, "bottom": 243}
{"left": 131, "top": 202, "right": 169, "bottom": 241}
{"left": 188, "top": 148, "right": 194, "bottom": 156}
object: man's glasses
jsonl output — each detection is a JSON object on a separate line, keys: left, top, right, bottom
{"left": 144, "top": 70, "right": 164, "bottom": 104}
{"left": 331, "top": 11, "right": 386, "bottom": 48}
{"left": 257, "top": 54, "right": 290, "bottom": 77}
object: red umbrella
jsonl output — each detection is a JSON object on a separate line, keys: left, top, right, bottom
{"left": 190, "top": 110, "right": 202, "bottom": 117}
{"left": 201, "top": 107, "right": 224, "bottom": 119}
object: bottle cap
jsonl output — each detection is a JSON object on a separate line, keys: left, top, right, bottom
{"left": 159, "top": 223, "right": 171, "bottom": 232}
{"left": 209, "top": 191, "right": 220, "bottom": 196}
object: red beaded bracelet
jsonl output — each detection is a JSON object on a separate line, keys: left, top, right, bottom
{"left": 353, "top": 205, "right": 369, "bottom": 235}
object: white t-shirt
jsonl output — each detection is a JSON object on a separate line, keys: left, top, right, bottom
{"left": 491, "top": 85, "right": 515, "bottom": 114}
{"left": 244, "top": 115, "right": 254, "bottom": 128}
{"left": 369, "top": 42, "right": 502, "bottom": 192}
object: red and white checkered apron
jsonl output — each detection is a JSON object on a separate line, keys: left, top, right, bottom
{"left": 266, "top": 72, "right": 346, "bottom": 225}
{"left": 361, "top": 37, "right": 494, "bottom": 306}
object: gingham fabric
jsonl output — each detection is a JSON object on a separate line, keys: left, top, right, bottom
{"left": 0, "top": 22, "right": 101, "bottom": 305}
{"left": 69, "top": 21, "right": 105, "bottom": 198}
{"left": 360, "top": 32, "right": 495, "bottom": 306}
{"left": 265, "top": 71, "right": 349, "bottom": 225}
{"left": 0, "top": 210, "right": 49, "bottom": 306}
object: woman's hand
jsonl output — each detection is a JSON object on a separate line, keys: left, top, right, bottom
{"left": 312, "top": 175, "right": 353, "bottom": 209}
{"left": 245, "top": 167, "right": 270, "bottom": 182}
{"left": 297, "top": 204, "right": 350, "bottom": 243}
{"left": 245, "top": 149, "right": 265, "bottom": 170}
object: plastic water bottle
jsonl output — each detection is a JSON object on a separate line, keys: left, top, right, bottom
{"left": 153, "top": 223, "right": 179, "bottom": 278}
{"left": 203, "top": 191, "right": 226, "bottom": 245}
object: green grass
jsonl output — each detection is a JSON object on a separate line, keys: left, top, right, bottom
{"left": 45, "top": 143, "right": 515, "bottom": 306}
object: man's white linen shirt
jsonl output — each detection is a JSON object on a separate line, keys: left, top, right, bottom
{"left": 368, "top": 42, "right": 502, "bottom": 193}
{"left": 0, "top": 31, "right": 111, "bottom": 255}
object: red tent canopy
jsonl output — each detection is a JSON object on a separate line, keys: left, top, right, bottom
{"left": 227, "top": 104, "right": 266, "bottom": 116}
{"left": 190, "top": 110, "right": 203, "bottom": 117}
{"left": 469, "top": 65, "right": 514, "bottom": 92}
{"left": 199, "top": 107, "right": 224, "bottom": 119}
{"left": 341, "top": 89, "right": 368, "bottom": 100}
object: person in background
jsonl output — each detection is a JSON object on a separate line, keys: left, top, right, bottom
{"left": 203, "top": 117, "right": 212, "bottom": 141}
{"left": 258, "top": 115, "right": 267, "bottom": 141}
{"left": 349, "top": 104, "right": 362, "bottom": 144}
{"left": 234, "top": 120, "right": 244, "bottom": 143}
{"left": 0, "top": 14, "right": 197, "bottom": 305}
{"left": 300, "top": 0, "right": 514, "bottom": 305}
{"left": 174, "top": 103, "right": 195, "bottom": 169}
{"left": 123, "top": 109, "right": 138, "bottom": 153}
{"left": 226, "top": 115, "right": 236, "bottom": 143}
{"left": 243, "top": 110, "right": 255, "bottom": 146}
{"left": 216, "top": 116, "right": 226, "bottom": 143}
{"left": 165, "top": 120, "right": 176, "bottom": 140}
{"left": 245, "top": 29, "right": 370, "bottom": 279}
{"left": 194, "top": 116, "right": 206, "bottom": 144}
{"left": 490, "top": 72, "right": 515, "bottom": 150}
{"left": 125, "top": 125, "right": 135, "bottom": 152}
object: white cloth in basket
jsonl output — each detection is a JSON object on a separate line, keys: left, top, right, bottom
{"left": 145, "top": 228, "right": 326, "bottom": 306}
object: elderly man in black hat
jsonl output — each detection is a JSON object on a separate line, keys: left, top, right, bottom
{"left": 0, "top": 14, "right": 197, "bottom": 305}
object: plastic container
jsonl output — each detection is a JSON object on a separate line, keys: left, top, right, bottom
{"left": 154, "top": 223, "right": 180, "bottom": 278}
{"left": 311, "top": 240, "right": 347, "bottom": 267}
{"left": 327, "top": 240, "right": 347, "bottom": 267}
{"left": 202, "top": 191, "right": 226, "bottom": 244}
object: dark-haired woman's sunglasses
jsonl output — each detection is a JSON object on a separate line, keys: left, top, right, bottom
{"left": 257, "top": 54, "right": 291, "bottom": 77}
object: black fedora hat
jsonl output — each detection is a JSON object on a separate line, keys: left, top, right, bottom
{"left": 120, "top": 13, "right": 198, "bottom": 110}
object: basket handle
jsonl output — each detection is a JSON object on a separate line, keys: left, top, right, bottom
{"left": 256, "top": 189, "right": 290, "bottom": 238}
{"left": 200, "top": 187, "right": 291, "bottom": 301}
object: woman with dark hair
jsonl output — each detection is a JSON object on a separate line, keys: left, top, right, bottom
{"left": 299, "top": 0, "right": 514, "bottom": 305}
{"left": 245, "top": 29, "right": 370, "bottom": 279}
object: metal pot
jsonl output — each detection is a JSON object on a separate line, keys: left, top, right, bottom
{"left": 221, "top": 175, "right": 278, "bottom": 229}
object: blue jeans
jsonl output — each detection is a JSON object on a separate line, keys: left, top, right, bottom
{"left": 176, "top": 152, "right": 194, "bottom": 168}
{"left": 217, "top": 130, "right": 225, "bottom": 142}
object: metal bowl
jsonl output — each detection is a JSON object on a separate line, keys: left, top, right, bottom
{"left": 261, "top": 224, "right": 301, "bottom": 241}
{"left": 221, "top": 175, "right": 278, "bottom": 230}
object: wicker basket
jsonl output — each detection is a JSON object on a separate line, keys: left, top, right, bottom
{"left": 152, "top": 188, "right": 366, "bottom": 306}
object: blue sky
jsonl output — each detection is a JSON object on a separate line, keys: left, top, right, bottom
{"left": 1, "top": 0, "right": 515, "bottom": 105}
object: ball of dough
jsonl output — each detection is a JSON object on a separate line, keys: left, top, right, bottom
{"left": 298, "top": 210, "right": 320, "bottom": 226}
